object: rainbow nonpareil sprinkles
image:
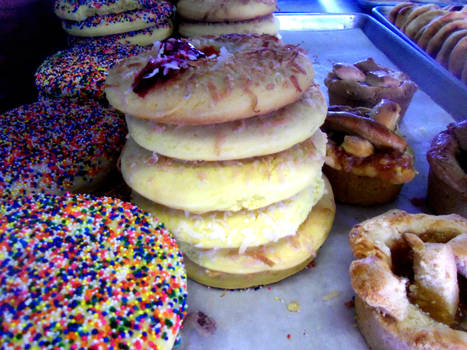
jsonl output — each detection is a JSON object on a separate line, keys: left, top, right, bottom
{"left": 35, "top": 40, "right": 146, "bottom": 100}
{"left": 0, "top": 192, "right": 188, "bottom": 349}
{"left": 0, "top": 98, "right": 126, "bottom": 197}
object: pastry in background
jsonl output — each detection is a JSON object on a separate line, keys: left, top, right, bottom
{"left": 0, "top": 192, "right": 187, "bottom": 350}
{"left": 176, "top": 0, "right": 278, "bottom": 37}
{"left": 322, "top": 100, "right": 416, "bottom": 205}
{"left": 54, "top": 0, "right": 174, "bottom": 45}
{"left": 389, "top": 3, "right": 467, "bottom": 82}
{"left": 427, "top": 120, "right": 467, "bottom": 218}
{"left": 349, "top": 209, "right": 467, "bottom": 350}
{"left": 324, "top": 58, "right": 418, "bottom": 118}
{"left": 0, "top": 98, "right": 126, "bottom": 198}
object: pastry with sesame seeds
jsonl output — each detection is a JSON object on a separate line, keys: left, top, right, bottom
{"left": 0, "top": 98, "right": 126, "bottom": 198}
{"left": 35, "top": 39, "right": 147, "bottom": 101}
{"left": 105, "top": 34, "right": 314, "bottom": 125}
{"left": 0, "top": 192, "right": 187, "bottom": 349}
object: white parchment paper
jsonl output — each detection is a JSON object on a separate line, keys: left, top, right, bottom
{"left": 177, "top": 27, "right": 455, "bottom": 350}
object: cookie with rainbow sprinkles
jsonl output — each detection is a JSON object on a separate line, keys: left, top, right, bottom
{"left": 35, "top": 40, "right": 146, "bottom": 100}
{"left": 0, "top": 98, "right": 126, "bottom": 198}
{"left": 0, "top": 192, "right": 188, "bottom": 350}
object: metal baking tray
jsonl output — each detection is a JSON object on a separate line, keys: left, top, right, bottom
{"left": 373, "top": 5, "right": 467, "bottom": 105}
{"left": 357, "top": 0, "right": 465, "bottom": 12}
{"left": 178, "top": 14, "right": 459, "bottom": 350}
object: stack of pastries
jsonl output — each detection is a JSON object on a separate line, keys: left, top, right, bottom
{"left": 388, "top": 3, "right": 467, "bottom": 83}
{"left": 105, "top": 34, "right": 336, "bottom": 289}
{"left": 176, "top": 0, "right": 279, "bottom": 37}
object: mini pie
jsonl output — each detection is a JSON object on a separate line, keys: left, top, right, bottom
{"left": 349, "top": 210, "right": 467, "bottom": 350}
{"left": 427, "top": 120, "right": 467, "bottom": 218}
{"left": 324, "top": 58, "right": 418, "bottom": 118}
{"left": 322, "top": 100, "right": 416, "bottom": 205}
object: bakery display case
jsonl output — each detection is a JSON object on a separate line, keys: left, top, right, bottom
{"left": 0, "top": 1, "right": 465, "bottom": 350}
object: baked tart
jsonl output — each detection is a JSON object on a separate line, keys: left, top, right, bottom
{"left": 322, "top": 100, "right": 416, "bottom": 205}
{"left": 427, "top": 120, "right": 467, "bottom": 218}
{"left": 324, "top": 58, "right": 418, "bottom": 118}
{"left": 349, "top": 210, "right": 467, "bottom": 350}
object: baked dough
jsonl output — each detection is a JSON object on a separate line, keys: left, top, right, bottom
{"left": 0, "top": 98, "right": 126, "bottom": 197}
{"left": 121, "top": 130, "right": 327, "bottom": 213}
{"left": 183, "top": 177, "right": 335, "bottom": 289}
{"left": 54, "top": 0, "right": 166, "bottom": 21}
{"left": 349, "top": 210, "right": 467, "bottom": 350}
{"left": 178, "top": 14, "right": 279, "bottom": 38}
{"left": 0, "top": 192, "right": 187, "bottom": 350}
{"left": 177, "top": 0, "right": 276, "bottom": 22}
{"left": 132, "top": 179, "right": 324, "bottom": 250}
{"left": 106, "top": 34, "right": 314, "bottom": 124}
{"left": 68, "top": 21, "right": 173, "bottom": 46}
{"left": 61, "top": 4, "right": 174, "bottom": 37}
{"left": 35, "top": 40, "right": 146, "bottom": 100}
{"left": 126, "top": 85, "right": 327, "bottom": 160}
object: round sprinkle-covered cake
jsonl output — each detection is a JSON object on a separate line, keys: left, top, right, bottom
{"left": 0, "top": 192, "right": 188, "bottom": 350}
{"left": 0, "top": 98, "right": 126, "bottom": 198}
{"left": 35, "top": 40, "right": 146, "bottom": 100}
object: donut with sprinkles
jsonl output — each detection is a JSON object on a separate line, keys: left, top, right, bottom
{"left": 61, "top": 3, "right": 174, "bottom": 37}
{"left": 55, "top": 0, "right": 169, "bottom": 21}
{"left": 35, "top": 40, "right": 146, "bottom": 100}
{"left": 0, "top": 192, "right": 188, "bottom": 350}
{"left": 67, "top": 20, "right": 173, "bottom": 47}
{"left": 0, "top": 98, "right": 126, "bottom": 198}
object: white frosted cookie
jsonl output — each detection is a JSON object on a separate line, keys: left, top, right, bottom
{"left": 178, "top": 14, "right": 279, "bottom": 38}
{"left": 126, "top": 85, "right": 326, "bottom": 161}
{"left": 177, "top": 0, "right": 276, "bottom": 22}
{"left": 182, "top": 177, "right": 335, "bottom": 289}
{"left": 132, "top": 179, "right": 324, "bottom": 250}
{"left": 54, "top": 0, "right": 167, "bottom": 21}
{"left": 106, "top": 34, "right": 314, "bottom": 125}
{"left": 61, "top": 3, "right": 174, "bottom": 37}
{"left": 121, "top": 130, "right": 327, "bottom": 214}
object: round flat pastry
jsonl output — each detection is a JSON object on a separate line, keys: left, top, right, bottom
{"left": 126, "top": 85, "right": 326, "bottom": 161}
{"left": 400, "top": 4, "right": 440, "bottom": 35}
{"left": 35, "top": 40, "right": 146, "bottom": 100}
{"left": 132, "top": 180, "right": 324, "bottom": 250}
{"left": 182, "top": 177, "right": 335, "bottom": 289}
{"left": 0, "top": 98, "right": 126, "bottom": 198}
{"left": 177, "top": 0, "right": 276, "bottom": 22}
{"left": 61, "top": 3, "right": 174, "bottom": 37}
{"left": 105, "top": 34, "right": 314, "bottom": 125}
{"left": 417, "top": 11, "right": 467, "bottom": 49}
{"left": 436, "top": 29, "right": 467, "bottom": 68}
{"left": 405, "top": 9, "right": 446, "bottom": 40}
{"left": 426, "top": 20, "right": 467, "bottom": 57}
{"left": 68, "top": 20, "right": 173, "bottom": 46}
{"left": 178, "top": 14, "right": 279, "bottom": 38}
{"left": 54, "top": 0, "right": 166, "bottom": 21}
{"left": 121, "top": 130, "right": 327, "bottom": 214}
{"left": 0, "top": 192, "right": 187, "bottom": 350}
{"left": 448, "top": 35, "right": 467, "bottom": 77}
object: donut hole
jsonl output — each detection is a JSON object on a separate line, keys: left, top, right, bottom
{"left": 390, "top": 240, "right": 414, "bottom": 280}
{"left": 458, "top": 276, "right": 467, "bottom": 331}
